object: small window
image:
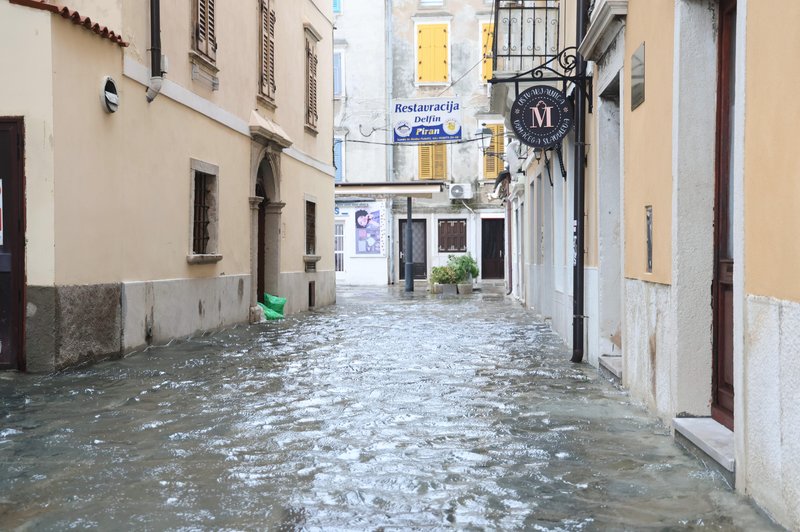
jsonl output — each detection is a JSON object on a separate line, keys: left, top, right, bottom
{"left": 334, "top": 222, "right": 345, "bottom": 271}
{"left": 420, "top": 0, "right": 444, "bottom": 6}
{"left": 483, "top": 123, "right": 504, "bottom": 181}
{"left": 193, "top": 0, "right": 217, "bottom": 62}
{"left": 334, "top": 139, "right": 344, "bottom": 182}
{"left": 306, "top": 200, "right": 317, "bottom": 255}
{"left": 419, "top": 143, "right": 447, "bottom": 180}
{"left": 416, "top": 23, "right": 449, "bottom": 83}
{"left": 438, "top": 219, "right": 467, "bottom": 252}
{"left": 333, "top": 0, "right": 342, "bottom": 14}
{"left": 305, "top": 27, "right": 321, "bottom": 130}
{"left": 189, "top": 159, "right": 220, "bottom": 262}
{"left": 260, "top": 0, "right": 276, "bottom": 100}
{"left": 333, "top": 51, "right": 344, "bottom": 98}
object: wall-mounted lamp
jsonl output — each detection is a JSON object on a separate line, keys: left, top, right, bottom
{"left": 474, "top": 126, "right": 493, "bottom": 155}
{"left": 534, "top": 148, "right": 543, "bottom": 162}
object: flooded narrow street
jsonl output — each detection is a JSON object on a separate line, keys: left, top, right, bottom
{"left": 0, "top": 287, "right": 777, "bottom": 530}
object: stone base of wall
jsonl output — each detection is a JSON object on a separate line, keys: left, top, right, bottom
{"left": 623, "top": 278, "right": 673, "bottom": 418}
{"left": 279, "top": 269, "right": 336, "bottom": 315}
{"left": 26, "top": 284, "right": 122, "bottom": 372}
{"left": 121, "top": 274, "right": 250, "bottom": 352}
{"left": 24, "top": 275, "right": 251, "bottom": 372}
{"left": 744, "top": 295, "right": 800, "bottom": 529}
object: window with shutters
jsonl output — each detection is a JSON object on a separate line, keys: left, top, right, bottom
{"left": 305, "top": 26, "right": 321, "bottom": 131}
{"left": 418, "top": 143, "right": 447, "bottom": 180}
{"left": 438, "top": 219, "right": 467, "bottom": 252}
{"left": 193, "top": 0, "right": 217, "bottom": 62}
{"left": 188, "top": 159, "right": 221, "bottom": 264}
{"left": 334, "top": 138, "right": 344, "bottom": 182}
{"left": 260, "top": 0, "right": 276, "bottom": 101}
{"left": 305, "top": 200, "right": 317, "bottom": 256}
{"left": 333, "top": 50, "right": 344, "bottom": 99}
{"left": 481, "top": 22, "right": 494, "bottom": 82}
{"left": 416, "top": 23, "right": 449, "bottom": 84}
{"left": 483, "top": 123, "right": 504, "bottom": 181}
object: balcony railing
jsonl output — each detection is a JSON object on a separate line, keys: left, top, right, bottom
{"left": 492, "top": 0, "right": 561, "bottom": 74}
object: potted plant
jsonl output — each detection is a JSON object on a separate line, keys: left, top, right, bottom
{"left": 430, "top": 265, "right": 459, "bottom": 295}
{"left": 447, "top": 254, "right": 479, "bottom": 294}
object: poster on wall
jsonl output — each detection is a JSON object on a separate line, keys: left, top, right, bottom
{"left": 0, "top": 179, "right": 4, "bottom": 246}
{"left": 354, "top": 203, "right": 385, "bottom": 255}
{"left": 392, "top": 98, "right": 462, "bottom": 143}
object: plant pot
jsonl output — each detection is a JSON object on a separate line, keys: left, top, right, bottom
{"left": 457, "top": 283, "right": 473, "bottom": 295}
{"left": 439, "top": 283, "right": 457, "bottom": 295}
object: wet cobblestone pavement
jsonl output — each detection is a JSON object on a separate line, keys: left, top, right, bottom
{"left": 0, "top": 286, "right": 779, "bottom": 530}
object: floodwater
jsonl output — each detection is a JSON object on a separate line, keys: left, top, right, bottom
{"left": 0, "top": 286, "right": 778, "bottom": 530}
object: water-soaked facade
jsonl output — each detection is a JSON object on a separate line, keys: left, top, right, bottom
{"left": 0, "top": 287, "right": 776, "bottom": 529}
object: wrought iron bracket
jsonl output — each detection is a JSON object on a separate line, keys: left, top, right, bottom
{"left": 489, "top": 47, "right": 593, "bottom": 113}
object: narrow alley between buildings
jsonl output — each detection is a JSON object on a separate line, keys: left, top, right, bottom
{"left": 0, "top": 287, "right": 777, "bottom": 530}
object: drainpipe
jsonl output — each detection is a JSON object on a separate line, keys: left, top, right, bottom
{"left": 571, "top": 0, "right": 589, "bottom": 363}
{"left": 146, "top": 0, "right": 163, "bottom": 102}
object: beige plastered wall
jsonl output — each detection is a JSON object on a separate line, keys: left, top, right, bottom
{"left": 623, "top": 0, "right": 674, "bottom": 284}
{"left": 744, "top": 2, "right": 800, "bottom": 302}
{"left": 51, "top": 18, "right": 251, "bottom": 285}
{"left": 0, "top": 3, "right": 56, "bottom": 286}
{"left": 279, "top": 157, "right": 335, "bottom": 274}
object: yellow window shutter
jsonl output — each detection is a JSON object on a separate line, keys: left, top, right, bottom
{"left": 418, "top": 24, "right": 448, "bottom": 83}
{"left": 483, "top": 124, "right": 503, "bottom": 180}
{"left": 434, "top": 25, "right": 448, "bottom": 82}
{"left": 482, "top": 23, "right": 494, "bottom": 82}
{"left": 419, "top": 145, "right": 433, "bottom": 179}
{"left": 433, "top": 144, "right": 447, "bottom": 179}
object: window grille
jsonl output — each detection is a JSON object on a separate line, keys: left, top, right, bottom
{"left": 193, "top": 172, "right": 212, "bottom": 254}
{"left": 334, "top": 222, "right": 345, "bottom": 271}
{"left": 306, "top": 201, "right": 316, "bottom": 255}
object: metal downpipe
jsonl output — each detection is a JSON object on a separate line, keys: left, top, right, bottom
{"left": 571, "top": 0, "right": 589, "bottom": 363}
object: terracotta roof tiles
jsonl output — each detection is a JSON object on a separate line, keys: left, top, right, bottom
{"left": 10, "top": 0, "right": 129, "bottom": 47}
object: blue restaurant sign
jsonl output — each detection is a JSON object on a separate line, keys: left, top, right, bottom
{"left": 392, "top": 98, "right": 463, "bottom": 143}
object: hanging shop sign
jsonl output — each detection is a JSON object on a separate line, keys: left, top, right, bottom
{"left": 392, "top": 98, "right": 462, "bottom": 143}
{"left": 510, "top": 85, "right": 574, "bottom": 148}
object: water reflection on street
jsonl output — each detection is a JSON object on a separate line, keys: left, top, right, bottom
{"left": 0, "top": 286, "right": 778, "bottom": 530}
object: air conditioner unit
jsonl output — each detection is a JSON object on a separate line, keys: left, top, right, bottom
{"left": 449, "top": 183, "right": 474, "bottom": 200}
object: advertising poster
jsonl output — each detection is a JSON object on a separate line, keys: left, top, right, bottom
{"left": 392, "top": 98, "right": 462, "bottom": 143}
{"left": 354, "top": 203, "right": 385, "bottom": 255}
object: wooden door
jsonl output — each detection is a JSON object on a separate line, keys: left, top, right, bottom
{"left": 399, "top": 219, "right": 427, "bottom": 280}
{"left": 482, "top": 218, "right": 505, "bottom": 279}
{"left": 712, "top": 0, "right": 736, "bottom": 430}
{"left": 256, "top": 183, "right": 266, "bottom": 303}
{"left": 0, "top": 118, "right": 25, "bottom": 370}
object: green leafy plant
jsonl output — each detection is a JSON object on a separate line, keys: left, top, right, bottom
{"left": 430, "top": 265, "right": 459, "bottom": 285}
{"left": 447, "top": 253, "right": 479, "bottom": 283}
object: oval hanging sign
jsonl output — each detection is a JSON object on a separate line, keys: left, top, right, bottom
{"left": 510, "top": 85, "right": 574, "bottom": 148}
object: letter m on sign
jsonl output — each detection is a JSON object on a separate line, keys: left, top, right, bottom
{"left": 530, "top": 102, "right": 553, "bottom": 129}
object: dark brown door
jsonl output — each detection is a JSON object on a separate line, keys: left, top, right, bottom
{"left": 482, "top": 218, "right": 505, "bottom": 279}
{"left": 0, "top": 118, "right": 25, "bottom": 371}
{"left": 712, "top": 0, "right": 736, "bottom": 430}
{"left": 399, "top": 219, "right": 426, "bottom": 280}
{"left": 256, "top": 183, "right": 266, "bottom": 303}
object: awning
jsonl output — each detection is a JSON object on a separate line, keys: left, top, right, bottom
{"left": 335, "top": 181, "right": 446, "bottom": 199}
